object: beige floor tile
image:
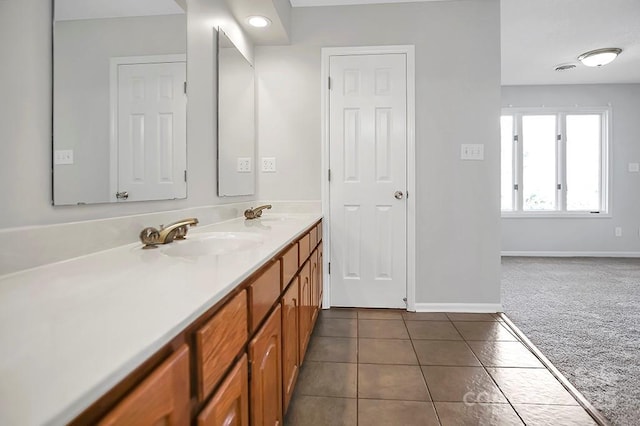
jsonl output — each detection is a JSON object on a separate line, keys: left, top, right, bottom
{"left": 402, "top": 312, "right": 450, "bottom": 321}
{"left": 358, "top": 319, "right": 409, "bottom": 339}
{"left": 284, "top": 395, "right": 356, "bottom": 426}
{"left": 358, "top": 399, "right": 440, "bottom": 426}
{"left": 453, "top": 321, "right": 518, "bottom": 341}
{"left": 358, "top": 338, "right": 418, "bottom": 365}
{"left": 487, "top": 368, "right": 580, "bottom": 405}
{"left": 358, "top": 364, "right": 431, "bottom": 401}
{"left": 513, "top": 404, "right": 598, "bottom": 426}
{"left": 435, "top": 402, "right": 523, "bottom": 426}
{"left": 467, "top": 341, "right": 544, "bottom": 368}
{"left": 406, "top": 320, "right": 463, "bottom": 340}
{"left": 357, "top": 308, "right": 404, "bottom": 320}
{"left": 319, "top": 308, "right": 358, "bottom": 319}
{"left": 306, "top": 336, "right": 357, "bottom": 363}
{"left": 447, "top": 313, "right": 498, "bottom": 321}
{"left": 295, "top": 361, "right": 357, "bottom": 398}
{"left": 413, "top": 340, "right": 481, "bottom": 366}
{"left": 422, "top": 366, "right": 507, "bottom": 403}
{"left": 313, "top": 318, "right": 357, "bottom": 338}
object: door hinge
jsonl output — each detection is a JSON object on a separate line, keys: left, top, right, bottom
{"left": 557, "top": 183, "right": 562, "bottom": 190}
{"left": 328, "top": 262, "right": 331, "bottom": 274}
{"left": 328, "top": 169, "right": 331, "bottom": 181}
{"left": 184, "top": 170, "right": 187, "bottom": 182}
{"left": 406, "top": 191, "right": 409, "bottom": 199}
{"left": 514, "top": 183, "right": 519, "bottom": 191}
{"left": 183, "top": 81, "right": 187, "bottom": 94}
{"left": 513, "top": 135, "right": 519, "bottom": 142}
{"left": 557, "top": 134, "right": 562, "bottom": 141}
{"left": 328, "top": 77, "right": 332, "bottom": 90}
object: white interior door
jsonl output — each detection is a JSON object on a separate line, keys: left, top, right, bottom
{"left": 117, "top": 61, "right": 186, "bottom": 202}
{"left": 329, "top": 53, "right": 408, "bottom": 308}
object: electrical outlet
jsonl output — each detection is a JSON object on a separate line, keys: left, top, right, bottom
{"left": 460, "top": 144, "right": 484, "bottom": 160}
{"left": 262, "top": 157, "right": 276, "bottom": 172}
{"left": 615, "top": 227, "right": 622, "bottom": 237}
{"left": 54, "top": 149, "right": 74, "bottom": 165}
{"left": 237, "top": 157, "right": 251, "bottom": 173}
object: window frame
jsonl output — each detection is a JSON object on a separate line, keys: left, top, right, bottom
{"left": 501, "top": 106, "right": 611, "bottom": 218}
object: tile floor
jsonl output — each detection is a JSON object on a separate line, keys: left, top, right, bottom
{"left": 284, "top": 309, "right": 599, "bottom": 426}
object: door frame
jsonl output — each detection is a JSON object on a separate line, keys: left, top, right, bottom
{"left": 108, "top": 54, "right": 186, "bottom": 202}
{"left": 320, "top": 45, "right": 416, "bottom": 311}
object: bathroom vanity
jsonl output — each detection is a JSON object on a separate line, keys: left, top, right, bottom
{"left": 0, "top": 213, "right": 323, "bottom": 425}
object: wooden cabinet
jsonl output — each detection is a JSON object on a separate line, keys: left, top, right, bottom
{"left": 196, "top": 290, "right": 247, "bottom": 400}
{"left": 249, "top": 260, "right": 282, "bottom": 332}
{"left": 281, "top": 280, "right": 299, "bottom": 413}
{"left": 98, "top": 345, "right": 190, "bottom": 426}
{"left": 298, "top": 261, "right": 312, "bottom": 362}
{"left": 249, "top": 304, "right": 283, "bottom": 426}
{"left": 281, "top": 243, "right": 298, "bottom": 291}
{"left": 317, "top": 242, "right": 323, "bottom": 306}
{"left": 197, "top": 355, "right": 249, "bottom": 426}
{"left": 78, "top": 220, "right": 322, "bottom": 426}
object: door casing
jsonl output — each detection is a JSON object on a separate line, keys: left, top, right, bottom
{"left": 321, "top": 45, "right": 416, "bottom": 311}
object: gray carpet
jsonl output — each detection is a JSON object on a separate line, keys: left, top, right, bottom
{"left": 501, "top": 257, "right": 640, "bottom": 426}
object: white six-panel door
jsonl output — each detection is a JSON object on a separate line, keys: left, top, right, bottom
{"left": 117, "top": 61, "right": 187, "bottom": 202}
{"left": 329, "top": 53, "right": 408, "bottom": 308}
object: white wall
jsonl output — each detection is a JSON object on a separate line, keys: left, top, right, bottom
{"left": 256, "top": 0, "right": 502, "bottom": 306}
{"left": 502, "top": 84, "right": 640, "bottom": 255}
{"left": 0, "top": 0, "right": 255, "bottom": 229}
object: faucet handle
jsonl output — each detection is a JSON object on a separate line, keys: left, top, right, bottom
{"left": 140, "top": 227, "right": 160, "bottom": 249}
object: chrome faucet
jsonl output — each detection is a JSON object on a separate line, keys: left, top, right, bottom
{"left": 139, "top": 218, "right": 199, "bottom": 249}
{"left": 244, "top": 204, "right": 272, "bottom": 220}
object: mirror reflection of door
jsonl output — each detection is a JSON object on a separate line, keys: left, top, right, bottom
{"left": 112, "top": 56, "right": 187, "bottom": 202}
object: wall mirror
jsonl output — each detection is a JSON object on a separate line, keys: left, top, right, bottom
{"left": 217, "top": 28, "right": 256, "bottom": 197}
{"left": 52, "top": 0, "right": 187, "bottom": 205}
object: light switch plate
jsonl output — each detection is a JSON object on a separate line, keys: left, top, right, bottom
{"left": 54, "top": 149, "right": 74, "bottom": 165}
{"left": 460, "top": 144, "right": 484, "bottom": 161}
{"left": 628, "top": 163, "right": 639, "bottom": 172}
{"left": 262, "top": 157, "right": 276, "bottom": 172}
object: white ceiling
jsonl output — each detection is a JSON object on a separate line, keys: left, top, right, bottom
{"left": 289, "top": 0, "right": 640, "bottom": 85}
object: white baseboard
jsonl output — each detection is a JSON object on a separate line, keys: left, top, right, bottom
{"left": 414, "top": 303, "right": 503, "bottom": 313}
{"left": 502, "top": 251, "right": 640, "bottom": 258}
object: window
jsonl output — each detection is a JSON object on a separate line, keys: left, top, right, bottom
{"left": 501, "top": 108, "right": 609, "bottom": 215}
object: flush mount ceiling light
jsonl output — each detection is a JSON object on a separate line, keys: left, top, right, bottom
{"left": 247, "top": 15, "right": 271, "bottom": 28}
{"left": 578, "top": 48, "right": 622, "bottom": 67}
{"left": 554, "top": 64, "right": 576, "bottom": 72}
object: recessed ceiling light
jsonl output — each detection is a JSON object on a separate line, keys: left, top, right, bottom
{"left": 247, "top": 15, "right": 271, "bottom": 28}
{"left": 578, "top": 48, "right": 622, "bottom": 67}
{"left": 554, "top": 64, "right": 576, "bottom": 72}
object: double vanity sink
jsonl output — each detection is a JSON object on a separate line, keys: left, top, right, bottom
{"left": 0, "top": 211, "right": 322, "bottom": 425}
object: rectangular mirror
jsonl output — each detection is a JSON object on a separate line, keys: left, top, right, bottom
{"left": 53, "top": 0, "right": 187, "bottom": 205}
{"left": 217, "top": 28, "right": 255, "bottom": 197}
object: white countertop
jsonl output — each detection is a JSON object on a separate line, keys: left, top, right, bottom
{"left": 0, "top": 213, "right": 321, "bottom": 426}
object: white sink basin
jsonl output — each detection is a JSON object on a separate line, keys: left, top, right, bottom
{"left": 161, "top": 232, "right": 264, "bottom": 257}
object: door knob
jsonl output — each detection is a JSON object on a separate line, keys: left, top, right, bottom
{"left": 394, "top": 191, "right": 404, "bottom": 200}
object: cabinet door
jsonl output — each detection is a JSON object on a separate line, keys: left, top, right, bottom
{"left": 281, "top": 281, "right": 299, "bottom": 414}
{"left": 98, "top": 345, "right": 189, "bottom": 426}
{"left": 249, "top": 304, "right": 283, "bottom": 426}
{"left": 198, "top": 355, "right": 249, "bottom": 426}
{"left": 298, "top": 261, "right": 311, "bottom": 362}
{"left": 310, "top": 249, "right": 319, "bottom": 324}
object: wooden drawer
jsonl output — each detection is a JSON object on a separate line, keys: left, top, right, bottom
{"left": 298, "top": 233, "right": 310, "bottom": 267}
{"left": 196, "top": 290, "right": 248, "bottom": 401}
{"left": 197, "top": 355, "right": 249, "bottom": 426}
{"left": 281, "top": 242, "right": 299, "bottom": 290}
{"left": 309, "top": 226, "right": 317, "bottom": 251}
{"left": 249, "top": 260, "right": 282, "bottom": 332}
{"left": 98, "top": 345, "right": 190, "bottom": 426}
